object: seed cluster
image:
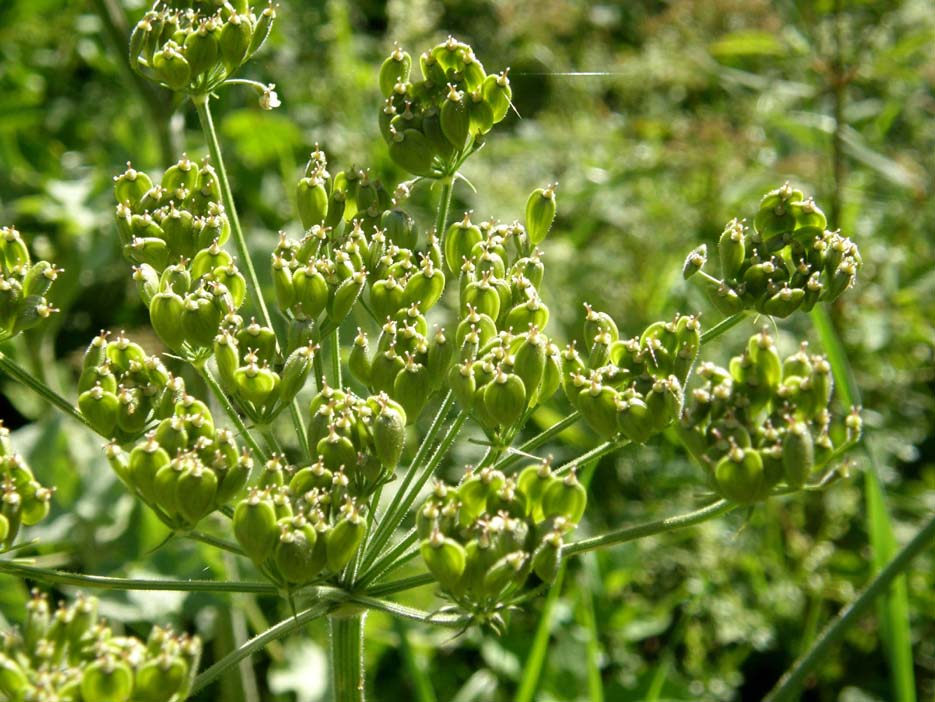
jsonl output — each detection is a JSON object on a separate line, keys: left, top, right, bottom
{"left": 0, "top": 226, "right": 60, "bottom": 343}
{"left": 1, "top": 422, "right": 53, "bottom": 550}
{"left": 683, "top": 183, "right": 861, "bottom": 317}
{"left": 129, "top": 0, "right": 275, "bottom": 95}
{"left": 76, "top": 333, "right": 187, "bottom": 442}
{"left": 0, "top": 592, "right": 199, "bottom": 702}
{"left": 562, "top": 308, "right": 700, "bottom": 443}
{"left": 230, "top": 386, "right": 405, "bottom": 586}
{"left": 84, "top": 335, "right": 250, "bottom": 530}
{"left": 445, "top": 214, "right": 562, "bottom": 438}
{"left": 418, "top": 460, "right": 584, "bottom": 622}
{"left": 378, "top": 38, "right": 513, "bottom": 177}
{"left": 114, "top": 158, "right": 249, "bottom": 358}
{"left": 678, "top": 330, "right": 862, "bottom": 503}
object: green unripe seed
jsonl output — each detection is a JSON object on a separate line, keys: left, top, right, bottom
{"left": 525, "top": 185, "right": 557, "bottom": 245}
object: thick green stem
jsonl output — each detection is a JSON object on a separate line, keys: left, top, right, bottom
{"left": 290, "top": 402, "right": 311, "bottom": 461}
{"left": 764, "top": 513, "right": 935, "bottom": 702}
{"left": 330, "top": 613, "right": 366, "bottom": 702}
{"left": 193, "top": 95, "right": 274, "bottom": 333}
{"left": 186, "top": 529, "right": 245, "bottom": 556}
{"left": 0, "top": 352, "right": 103, "bottom": 437}
{"left": 564, "top": 499, "right": 734, "bottom": 557}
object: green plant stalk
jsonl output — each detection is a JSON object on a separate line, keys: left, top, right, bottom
{"left": 811, "top": 303, "right": 915, "bottom": 702}
{"left": 699, "top": 311, "right": 747, "bottom": 346}
{"left": 330, "top": 613, "right": 366, "bottom": 702}
{"left": 192, "top": 602, "right": 334, "bottom": 696}
{"left": 356, "top": 528, "right": 417, "bottom": 587}
{"left": 565, "top": 499, "right": 734, "bottom": 556}
{"left": 197, "top": 364, "right": 268, "bottom": 460}
{"left": 193, "top": 95, "right": 275, "bottom": 334}
{"left": 366, "top": 574, "right": 435, "bottom": 598}
{"left": 0, "top": 352, "right": 103, "bottom": 437}
{"left": 290, "top": 401, "right": 311, "bottom": 460}
{"left": 331, "top": 327, "right": 343, "bottom": 388}
{"left": 435, "top": 177, "right": 454, "bottom": 254}
{"left": 554, "top": 438, "right": 627, "bottom": 476}
{"left": 360, "top": 410, "right": 466, "bottom": 577}
{"left": 361, "top": 393, "right": 454, "bottom": 568}
{"left": 0, "top": 561, "right": 276, "bottom": 594}
{"left": 186, "top": 529, "right": 246, "bottom": 556}
{"left": 764, "top": 513, "right": 935, "bottom": 702}
{"left": 383, "top": 411, "right": 468, "bottom": 539}
{"left": 493, "top": 411, "right": 581, "bottom": 472}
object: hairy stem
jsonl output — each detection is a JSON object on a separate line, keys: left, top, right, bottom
{"left": 330, "top": 613, "right": 366, "bottom": 702}
{"left": 493, "top": 411, "right": 582, "bottom": 473}
{"left": 193, "top": 95, "right": 274, "bottom": 333}
{"left": 554, "top": 438, "right": 627, "bottom": 476}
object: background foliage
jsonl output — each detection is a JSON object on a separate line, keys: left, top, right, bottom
{"left": 1, "top": 0, "right": 932, "bottom": 700}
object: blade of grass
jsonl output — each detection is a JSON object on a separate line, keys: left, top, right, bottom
{"left": 764, "top": 513, "right": 935, "bottom": 702}
{"left": 578, "top": 554, "right": 604, "bottom": 702}
{"left": 811, "top": 304, "right": 915, "bottom": 702}
{"left": 514, "top": 564, "right": 565, "bottom": 702}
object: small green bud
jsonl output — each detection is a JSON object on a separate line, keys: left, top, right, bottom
{"left": 525, "top": 185, "right": 557, "bottom": 245}
{"left": 682, "top": 243, "right": 707, "bottom": 280}
{"left": 326, "top": 509, "right": 367, "bottom": 571}
{"left": 388, "top": 128, "right": 437, "bottom": 178}
{"left": 153, "top": 42, "right": 191, "bottom": 91}
{"left": 421, "top": 529, "right": 467, "bottom": 589}
{"left": 482, "top": 369, "right": 526, "bottom": 427}
{"left": 80, "top": 657, "right": 134, "bottom": 702}
{"left": 541, "top": 472, "right": 587, "bottom": 523}
{"left": 233, "top": 490, "right": 279, "bottom": 564}
{"left": 379, "top": 46, "right": 412, "bottom": 97}
{"left": 718, "top": 219, "right": 745, "bottom": 280}
{"left": 219, "top": 12, "right": 254, "bottom": 71}
{"left": 782, "top": 421, "right": 814, "bottom": 488}
{"left": 715, "top": 445, "right": 766, "bottom": 504}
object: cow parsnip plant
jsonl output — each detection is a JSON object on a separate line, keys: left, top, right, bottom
{"left": 0, "top": 2, "right": 868, "bottom": 701}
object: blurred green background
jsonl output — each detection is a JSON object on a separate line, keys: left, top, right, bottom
{"left": 1, "top": 0, "right": 933, "bottom": 700}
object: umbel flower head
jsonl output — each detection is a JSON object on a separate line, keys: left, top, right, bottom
{"left": 378, "top": 37, "right": 513, "bottom": 178}
{"left": 0, "top": 591, "right": 199, "bottom": 702}
{"left": 679, "top": 329, "right": 862, "bottom": 503}
{"left": 1, "top": 421, "right": 54, "bottom": 550}
{"left": 682, "top": 184, "right": 861, "bottom": 317}
{"left": 129, "top": 0, "right": 276, "bottom": 96}
{"left": 0, "top": 226, "right": 60, "bottom": 343}
{"left": 417, "top": 459, "right": 586, "bottom": 623}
